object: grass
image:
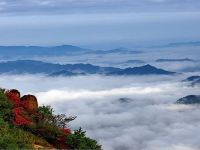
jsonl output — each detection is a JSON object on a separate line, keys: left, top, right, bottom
{"left": 0, "top": 118, "right": 52, "bottom": 149}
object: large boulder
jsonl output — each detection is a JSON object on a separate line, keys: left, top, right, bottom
{"left": 9, "top": 89, "right": 21, "bottom": 98}
{"left": 21, "top": 95, "right": 38, "bottom": 112}
{"left": 5, "top": 89, "right": 21, "bottom": 107}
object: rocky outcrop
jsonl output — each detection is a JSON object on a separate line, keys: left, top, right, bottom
{"left": 4, "top": 89, "right": 71, "bottom": 149}
{"left": 5, "top": 89, "right": 38, "bottom": 126}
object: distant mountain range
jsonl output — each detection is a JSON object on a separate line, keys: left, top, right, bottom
{"left": 166, "top": 41, "right": 200, "bottom": 47}
{"left": 0, "top": 45, "right": 88, "bottom": 57}
{"left": 124, "top": 60, "right": 145, "bottom": 64}
{"left": 176, "top": 95, "right": 200, "bottom": 104}
{"left": 0, "top": 60, "right": 176, "bottom": 76}
{"left": 0, "top": 45, "right": 142, "bottom": 59}
{"left": 156, "top": 58, "right": 196, "bottom": 62}
{"left": 150, "top": 41, "right": 200, "bottom": 48}
{"left": 91, "top": 47, "right": 142, "bottom": 55}
{"left": 1, "top": 41, "right": 199, "bottom": 59}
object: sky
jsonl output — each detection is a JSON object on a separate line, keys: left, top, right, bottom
{"left": 0, "top": 0, "right": 200, "bottom": 48}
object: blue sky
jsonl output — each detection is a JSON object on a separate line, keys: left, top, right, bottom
{"left": 0, "top": 0, "right": 200, "bottom": 49}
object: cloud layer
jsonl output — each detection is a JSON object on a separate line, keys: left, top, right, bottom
{"left": 0, "top": 0, "right": 200, "bottom": 14}
{"left": 1, "top": 74, "right": 200, "bottom": 150}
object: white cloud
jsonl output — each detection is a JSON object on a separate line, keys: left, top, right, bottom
{"left": 148, "top": 0, "right": 166, "bottom": 3}
{"left": 1, "top": 74, "right": 200, "bottom": 150}
{"left": 0, "top": 0, "right": 200, "bottom": 14}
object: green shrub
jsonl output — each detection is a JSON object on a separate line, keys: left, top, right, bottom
{"left": 38, "top": 105, "right": 76, "bottom": 128}
{"left": 0, "top": 91, "right": 13, "bottom": 121}
{"left": 0, "top": 117, "right": 33, "bottom": 149}
{"left": 0, "top": 117, "right": 52, "bottom": 149}
{"left": 38, "top": 106, "right": 102, "bottom": 149}
{"left": 66, "top": 128, "right": 102, "bottom": 150}
{"left": 38, "top": 105, "right": 54, "bottom": 117}
{"left": 36, "top": 105, "right": 75, "bottom": 140}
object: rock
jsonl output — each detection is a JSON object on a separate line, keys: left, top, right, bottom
{"left": 21, "top": 95, "right": 38, "bottom": 112}
{"left": 9, "top": 89, "right": 21, "bottom": 98}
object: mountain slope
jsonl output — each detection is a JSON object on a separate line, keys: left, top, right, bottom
{"left": 183, "top": 76, "right": 200, "bottom": 86}
{"left": 0, "top": 60, "right": 121, "bottom": 75}
{"left": 176, "top": 95, "right": 200, "bottom": 104}
{"left": 0, "top": 60, "right": 63, "bottom": 74}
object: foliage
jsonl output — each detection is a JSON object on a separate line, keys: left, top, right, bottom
{"left": 53, "top": 114, "right": 76, "bottom": 129}
{"left": 35, "top": 105, "right": 76, "bottom": 145}
{"left": 5, "top": 90, "right": 21, "bottom": 107}
{"left": 38, "top": 105, "right": 54, "bottom": 117}
{"left": 38, "top": 105, "right": 76, "bottom": 128}
{"left": 0, "top": 118, "right": 33, "bottom": 149}
{"left": 66, "top": 128, "right": 102, "bottom": 150}
{"left": 0, "top": 90, "right": 13, "bottom": 121}
{"left": 12, "top": 107, "right": 31, "bottom": 126}
{"left": 0, "top": 89, "right": 102, "bottom": 149}
{"left": 0, "top": 118, "right": 51, "bottom": 149}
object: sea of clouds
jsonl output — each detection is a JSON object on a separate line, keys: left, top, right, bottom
{"left": 0, "top": 74, "right": 200, "bottom": 150}
{"left": 0, "top": 45, "right": 199, "bottom": 149}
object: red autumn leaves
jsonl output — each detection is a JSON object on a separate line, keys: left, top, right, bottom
{"left": 60, "top": 128, "right": 71, "bottom": 135}
{"left": 12, "top": 107, "right": 31, "bottom": 126}
{"left": 5, "top": 90, "right": 21, "bottom": 107}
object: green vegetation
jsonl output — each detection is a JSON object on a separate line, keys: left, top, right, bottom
{"left": 66, "top": 128, "right": 102, "bottom": 150}
{"left": 0, "top": 91, "right": 51, "bottom": 149}
{"left": 0, "top": 90, "right": 13, "bottom": 121}
{"left": 0, "top": 117, "right": 34, "bottom": 149}
{"left": 37, "top": 105, "right": 102, "bottom": 149}
{"left": 0, "top": 89, "right": 102, "bottom": 149}
{"left": 0, "top": 118, "right": 51, "bottom": 149}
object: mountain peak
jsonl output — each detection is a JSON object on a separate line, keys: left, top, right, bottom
{"left": 142, "top": 64, "right": 155, "bottom": 68}
{"left": 108, "top": 64, "right": 175, "bottom": 75}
